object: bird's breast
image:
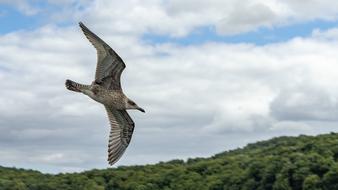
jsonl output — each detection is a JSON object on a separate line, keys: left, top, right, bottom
{"left": 94, "top": 90, "right": 125, "bottom": 109}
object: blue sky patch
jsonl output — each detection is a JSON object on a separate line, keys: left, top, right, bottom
{"left": 143, "top": 20, "right": 338, "bottom": 46}
{"left": 0, "top": 5, "right": 42, "bottom": 34}
{"left": 0, "top": 2, "right": 76, "bottom": 34}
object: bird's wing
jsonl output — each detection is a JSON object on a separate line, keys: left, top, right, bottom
{"left": 105, "top": 106, "right": 135, "bottom": 165}
{"left": 79, "top": 22, "right": 126, "bottom": 90}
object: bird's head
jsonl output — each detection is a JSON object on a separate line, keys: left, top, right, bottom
{"left": 126, "top": 99, "right": 145, "bottom": 113}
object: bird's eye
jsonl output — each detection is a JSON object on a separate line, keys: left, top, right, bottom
{"left": 128, "top": 100, "right": 136, "bottom": 106}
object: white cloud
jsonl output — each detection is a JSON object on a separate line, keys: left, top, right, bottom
{"left": 270, "top": 86, "right": 338, "bottom": 121}
{"left": 4, "top": 0, "right": 338, "bottom": 36}
{"left": 283, "top": 0, "right": 338, "bottom": 21}
{"left": 215, "top": 2, "right": 278, "bottom": 35}
{"left": 270, "top": 121, "right": 312, "bottom": 132}
{"left": 312, "top": 27, "right": 338, "bottom": 41}
{"left": 74, "top": 0, "right": 338, "bottom": 36}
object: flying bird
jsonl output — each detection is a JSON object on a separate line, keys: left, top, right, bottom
{"left": 65, "top": 22, "right": 145, "bottom": 165}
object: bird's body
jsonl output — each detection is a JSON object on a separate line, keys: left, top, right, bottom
{"left": 90, "top": 85, "right": 125, "bottom": 107}
{"left": 65, "top": 22, "right": 144, "bottom": 165}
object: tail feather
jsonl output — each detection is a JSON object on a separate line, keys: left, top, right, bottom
{"left": 65, "top": 79, "right": 83, "bottom": 92}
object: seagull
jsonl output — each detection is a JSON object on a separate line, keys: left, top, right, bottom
{"left": 65, "top": 22, "right": 145, "bottom": 165}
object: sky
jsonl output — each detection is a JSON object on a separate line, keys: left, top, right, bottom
{"left": 1, "top": 0, "right": 338, "bottom": 174}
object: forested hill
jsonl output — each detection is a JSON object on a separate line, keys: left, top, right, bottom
{"left": 2, "top": 133, "right": 338, "bottom": 190}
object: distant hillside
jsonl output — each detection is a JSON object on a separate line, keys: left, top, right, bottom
{"left": 2, "top": 133, "right": 338, "bottom": 190}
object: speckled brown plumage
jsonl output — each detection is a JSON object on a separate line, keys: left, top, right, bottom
{"left": 65, "top": 22, "right": 145, "bottom": 165}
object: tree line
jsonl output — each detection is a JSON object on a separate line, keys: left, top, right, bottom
{"left": 1, "top": 133, "right": 338, "bottom": 190}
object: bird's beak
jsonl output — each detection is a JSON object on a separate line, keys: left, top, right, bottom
{"left": 137, "top": 107, "right": 145, "bottom": 113}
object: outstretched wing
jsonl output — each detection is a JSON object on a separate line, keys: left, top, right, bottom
{"left": 79, "top": 22, "right": 126, "bottom": 90}
{"left": 105, "top": 106, "right": 135, "bottom": 165}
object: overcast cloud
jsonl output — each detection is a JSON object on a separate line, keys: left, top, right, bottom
{"left": 1, "top": 0, "right": 338, "bottom": 173}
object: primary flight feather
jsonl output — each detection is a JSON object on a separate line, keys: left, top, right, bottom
{"left": 65, "top": 22, "right": 145, "bottom": 165}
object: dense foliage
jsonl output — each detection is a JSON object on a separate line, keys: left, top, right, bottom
{"left": 2, "top": 133, "right": 338, "bottom": 190}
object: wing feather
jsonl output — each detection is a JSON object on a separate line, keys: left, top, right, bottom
{"left": 79, "top": 22, "right": 126, "bottom": 90}
{"left": 105, "top": 106, "right": 135, "bottom": 165}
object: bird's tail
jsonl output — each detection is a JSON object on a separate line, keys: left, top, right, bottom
{"left": 65, "top": 79, "right": 89, "bottom": 93}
